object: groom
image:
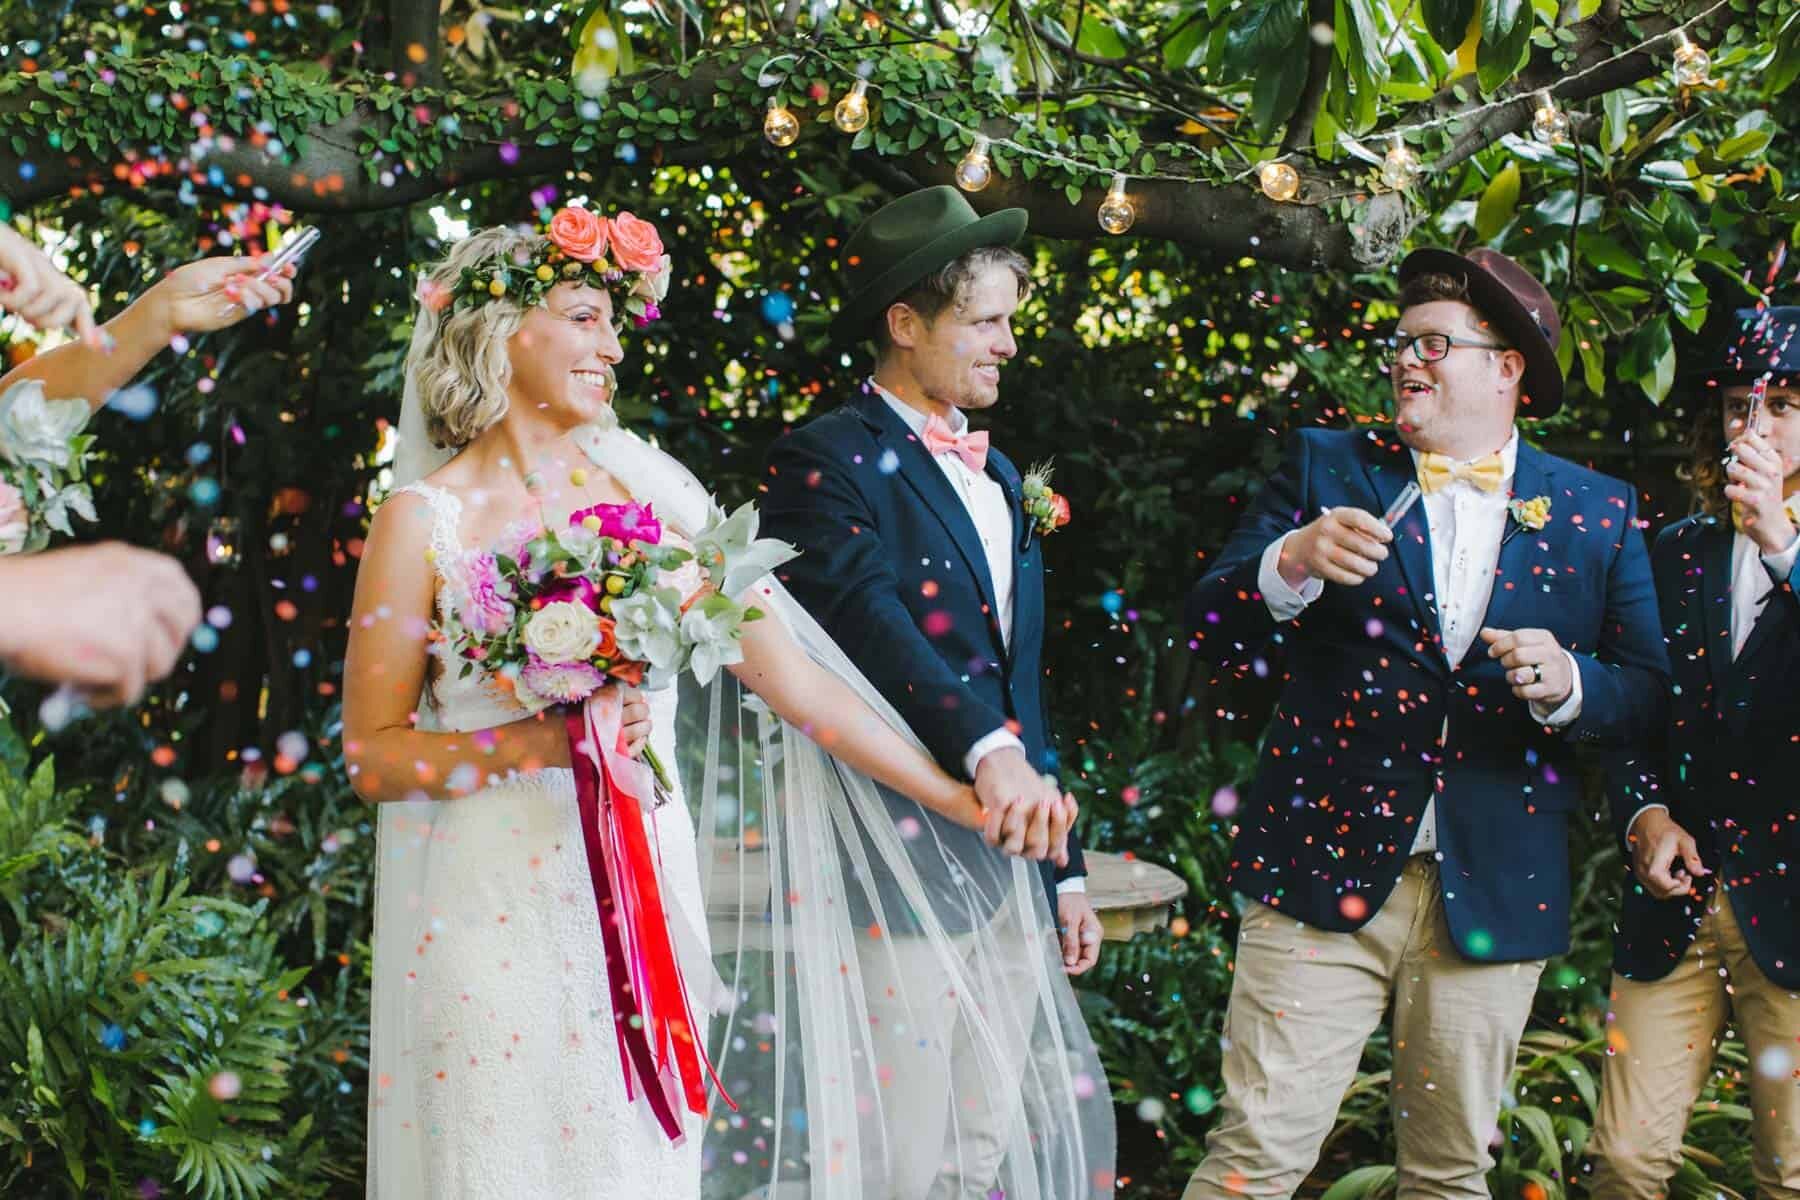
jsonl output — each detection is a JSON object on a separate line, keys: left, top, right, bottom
{"left": 1182, "top": 247, "right": 1668, "bottom": 1196}
{"left": 761, "top": 186, "right": 1095, "bottom": 1196}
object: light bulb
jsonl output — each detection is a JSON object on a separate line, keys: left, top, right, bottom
{"left": 833, "top": 79, "right": 870, "bottom": 133}
{"left": 1097, "top": 174, "right": 1135, "bottom": 234}
{"left": 1380, "top": 137, "right": 1420, "bottom": 191}
{"left": 1530, "top": 93, "right": 1569, "bottom": 146}
{"left": 764, "top": 96, "right": 800, "bottom": 147}
{"left": 1258, "top": 161, "right": 1300, "bottom": 202}
{"left": 955, "top": 135, "right": 993, "bottom": 192}
{"left": 1671, "top": 31, "right": 1711, "bottom": 87}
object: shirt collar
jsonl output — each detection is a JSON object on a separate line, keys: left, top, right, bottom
{"left": 870, "top": 378, "right": 967, "bottom": 438}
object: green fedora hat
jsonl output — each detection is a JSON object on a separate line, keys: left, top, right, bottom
{"left": 830, "top": 185, "right": 1028, "bottom": 345}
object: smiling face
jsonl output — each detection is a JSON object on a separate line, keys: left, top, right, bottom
{"left": 885, "top": 262, "right": 1022, "bottom": 414}
{"left": 1390, "top": 299, "right": 1526, "bottom": 457}
{"left": 505, "top": 283, "right": 624, "bottom": 427}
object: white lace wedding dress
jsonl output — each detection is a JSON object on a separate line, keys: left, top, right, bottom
{"left": 366, "top": 479, "right": 704, "bottom": 1199}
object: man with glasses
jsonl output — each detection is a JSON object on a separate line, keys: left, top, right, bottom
{"left": 1181, "top": 247, "right": 1668, "bottom": 1197}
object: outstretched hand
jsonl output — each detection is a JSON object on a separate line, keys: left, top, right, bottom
{"left": 0, "top": 225, "right": 97, "bottom": 341}
{"left": 142, "top": 253, "right": 297, "bottom": 336}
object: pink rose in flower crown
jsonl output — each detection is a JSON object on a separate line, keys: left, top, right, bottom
{"left": 0, "top": 480, "right": 27, "bottom": 555}
{"left": 547, "top": 206, "right": 608, "bottom": 264}
{"left": 570, "top": 500, "right": 662, "bottom": 546}
{"left": 607, "top": 212, "right": 665, "bottom": 273}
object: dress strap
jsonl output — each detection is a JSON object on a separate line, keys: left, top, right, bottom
{"left": 390, "top": 481, "right": 465, "bottom": 571}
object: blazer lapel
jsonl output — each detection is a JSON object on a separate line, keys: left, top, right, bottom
{"left": 1467, "top": 441, "right": 1554, "bottom": 664}
{"left": 988, "top": 449, "right": 1036, "bottom": 665}
{"left": 852, "top": 390, "right": 1008, "bottom": 659}
{"left": 1699, "top": 518, "right": 1734, "bottom": 694}
{"left": 1359, "top": 434, "right": 1445, "bottom": 666}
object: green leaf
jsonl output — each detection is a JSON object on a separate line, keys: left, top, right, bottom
{"left": 1250, "top": 54, "right": 1310, "bottom": 140}
{"left": 1714, "top": 129, "right": 1772, "bottom": 164}
{"left": 1068, "top": 11, "right": 1129, "bottom": 60}
{"left": 1224, "top": 0, "right": 1305, "bottom": 75}
{"left": 1576, "top": 231, "right": 1646, "bottom": 279}
{"left": 1662, "top": 194, "right": 1701, "bottom": 254}
{"left": 1600, "top": 89, "right": 1628, "bottom": 155}
{"left": 1319, "top": 1164, "right": 1397, "bottom": 1200}
{"left": 1475, "top": 161, "right": 1521, "bottom": 240}
{"left": 1162, "top": 11, "right": 1213, "bottom": 70}
{"left": 1421, "top": 0, "right": 1478, "bottom": 52}
{"left": 1064, "top": 182, "right": 1084, "bottom": 206}
{"left": 1476, "top": 0, "right": 1533, "bottom": 95}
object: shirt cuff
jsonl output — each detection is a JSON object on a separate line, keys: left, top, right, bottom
{"left": 1627, "top": 803, "right": 1669, "bottom": 838}
{"left": 1056, "top": 877, "right": 1088, "bottom": 894}
{"left": 1258, "top": 532, "right": 1324, "bottom": 622}
{"left": 964, "top": 728, "right": 1027, "bottom": 781}
{"left": 1762, "top": 534, "right": 1800, "bottom": 584}
{"left": 1531, "top": 650, "right": 1584, "bottom": 726}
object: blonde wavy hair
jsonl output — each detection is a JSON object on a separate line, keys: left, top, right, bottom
{"left": 406, "top": 225, "right": 547, "bottom": 449}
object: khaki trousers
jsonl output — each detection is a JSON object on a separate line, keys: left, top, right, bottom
{"left": 1184, "top": 857, "right": 1546, "bottom": 1200}
{"left": 1589, "top": 886, "right": 1800, "bottom": 1199}
{"left": 853, "top": 896, "right": 1046, "bottom": 1200}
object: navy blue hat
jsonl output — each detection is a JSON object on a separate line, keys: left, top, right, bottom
{"left": 1690, "top": 306, "right": 1800, "bottom": 391}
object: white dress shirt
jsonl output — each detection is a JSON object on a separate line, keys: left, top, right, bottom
{"left": 876, "top": 384, "right": 1085, "bottom": 893}
{"left": 1630, "top": 498, "right": 1800, "bottom": 835}
{"left": 1255, "top": 432, "right": 1582, "bottom": 855}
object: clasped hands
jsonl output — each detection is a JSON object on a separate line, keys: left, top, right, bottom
{"left": 974, "top": 747, "right": 1078, "bottom": 865}
{"left": 1279, "top": 507, "right": 1575, "bottom": 706}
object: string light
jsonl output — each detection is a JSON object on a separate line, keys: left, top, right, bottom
{"left": 1097, "top": 174, "right": 1135, "bottom": 234}
{"left": 954, "top": 135, "right": 993, "bottom": 192}
{"left": 1671, "top": 31, "right": 1712, "bottom": 87}
{"left": 763, "top": 96, "right": 800, "bottom": 147}
{"left": 1530, "top": 91, "right": 1570, "bottom": 146}
{"left": 1258, "top": 161, "right": 1301, "bottom": 202}
{"left": 833, "top": 78, "right": 871, "bottom": 133}
{"left": 1380, "top": 137, "right": 1420, "bottom": 190}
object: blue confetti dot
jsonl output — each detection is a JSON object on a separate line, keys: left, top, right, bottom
{"left": 618, "top": 142, "right": 639, "bottom": 163}
{"left": 188, "top": 477, "right": 220, "bottom": 506}
{"left": 191, "top": 625, "right": 220, "bottom": 654}
{"left": 137, "top": 1118, "right": 157, "bottom": 1138}
{"left": 100, "top": 1023, "right": 126, "bottom": 1051}
{"left": 292, "top": 649, "right": 312, "bottom": 668}
{"left": 1100, "top": 592, "right": 1124, "bottom": 615}
{"left": 760, "top": 292, "right": 795, "bottom": 325}
{"left": 107, "top": 383, "right": 158, "bottom": 420}
{"left": 877, "top": 449, "right": 900, "bottom": 474}
{"left": 185, "top": 443, "right": 213, "bottom": 466}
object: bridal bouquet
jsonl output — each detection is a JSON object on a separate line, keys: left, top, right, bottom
{"left": 0, "top": 378, "right": 97, "bottom": 556}
{"left": 438, "top": 497, "right": 796, "bottom": 708}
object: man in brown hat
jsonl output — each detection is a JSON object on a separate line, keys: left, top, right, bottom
{"left": 759, "top": 186, "right": 1108, "bottom": 1197}
{"left": 1181, "top": 248, "right": 1669, "bottom": 1196}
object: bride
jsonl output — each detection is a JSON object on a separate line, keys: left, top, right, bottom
{"left": 344, "top": 207, "right": 1114, "bottom": 1199}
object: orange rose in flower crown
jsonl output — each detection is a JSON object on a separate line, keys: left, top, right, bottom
{"left": 446, "top": 204, "right": 670, "bottom": 327}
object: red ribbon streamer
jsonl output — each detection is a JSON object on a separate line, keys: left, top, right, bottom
{"left": 567, "top": 689, "right": 729, "bottom": 1143}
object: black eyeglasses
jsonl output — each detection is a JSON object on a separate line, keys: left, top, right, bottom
{"left": 1385, "top": 332, "right": 1510, "bottom": 364}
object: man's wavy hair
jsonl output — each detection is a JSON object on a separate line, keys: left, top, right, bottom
{"left": 873, "top": 245, "right": 1032, "bottom": 359}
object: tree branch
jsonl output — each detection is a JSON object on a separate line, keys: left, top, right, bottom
{"left": 1426, "top": 0, "right": 1721, "bottom": 173}
{"left": 1281, "top": 0, "right": 1335, "bottom": 153}
{"left": 388, "top": 0, "right": 443, "bottom": 88}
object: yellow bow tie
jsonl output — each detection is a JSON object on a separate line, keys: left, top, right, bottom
{"left": 1417, "top": 452, "right": 1505, "bottom": 495}
{"left": 1730, "top": 494, "right": 1800, "bottom": 534}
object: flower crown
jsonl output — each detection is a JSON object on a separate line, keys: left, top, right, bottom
{"left": 427, "top": 206, "right": 673, "bottom": 327}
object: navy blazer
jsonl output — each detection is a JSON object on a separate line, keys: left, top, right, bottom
{"left": 760, "top": 384, "right": 1085, "bottom": 921}
{"left": 1185, "top": 428, "right": 1668, "bottom": 963}
{"left": 1610, "top": 515, "right": 1800, "bottom": 989}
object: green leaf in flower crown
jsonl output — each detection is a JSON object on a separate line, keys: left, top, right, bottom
{"left": 692, "top": 501, "right": 799, "bottom": 600}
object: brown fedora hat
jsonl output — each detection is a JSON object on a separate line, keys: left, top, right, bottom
{"left": 1400, "top": 247, "right": 1564, "bottom": 418}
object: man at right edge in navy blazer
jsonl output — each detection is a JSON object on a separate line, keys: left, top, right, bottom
{"left": 1587, "top": 307, "right": 1800, "bottom": 1198}
{"left": 1181, "top": 247, "right": 1669, "bottom": 1197}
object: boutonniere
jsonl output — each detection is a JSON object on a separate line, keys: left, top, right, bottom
{"left": 1507, "top": 494, "right": 1551, "bottom": 533}
{"left": 1021, "top": 461, "right": 1072, "bottom": 538}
